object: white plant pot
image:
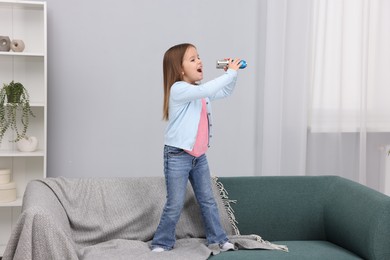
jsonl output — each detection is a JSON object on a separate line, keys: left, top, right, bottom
{"left": 17, "top": 136, "right": 38, "bottom": 152}
{"left": 0, "top": 169, "right": 11, "bottom": 184}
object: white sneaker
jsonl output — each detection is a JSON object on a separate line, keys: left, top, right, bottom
{"left": 152, "top": 247, "right": 165, "bottom": 252}
{"left": 220, "top": 241, "right": 235, "bottom": 252}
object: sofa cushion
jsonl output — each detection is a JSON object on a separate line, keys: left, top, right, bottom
{"left": 210, "top": 240, "right": 363, "bottom": 260}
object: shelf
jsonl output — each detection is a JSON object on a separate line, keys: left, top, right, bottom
{"left": 0, "top": 52, "right": 45, "bottom": 57}
{"left": 0, "top": 197, "right": 22, "bottom": 207}
{"left": 0, "top": 150, "right": 44, "bottom": 157}
{"left": 0, "top": 103, "right": 44, "bottom": 107}
{"left": 29, "top": 103, "right": 46, "bottom": 107}
{"left": 0, "top": 0, "right": 46, "bottom": 252}
{"left": 0, "top": 0, "right": 45, "bottom": 8}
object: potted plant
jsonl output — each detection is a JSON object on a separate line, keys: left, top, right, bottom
{"left": 0, "top": 81, "right": 35, "bottom": 144}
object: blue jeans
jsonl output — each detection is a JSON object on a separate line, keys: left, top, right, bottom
{"left": 151, "top": 145, "right": 229, "bottom": 250}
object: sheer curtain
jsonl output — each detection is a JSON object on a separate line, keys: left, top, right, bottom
{"left": 257, "top": 0, "right": 390, "bottom": 194}
{"left": 256, "top": 0, "right": 311, "bottom": 176}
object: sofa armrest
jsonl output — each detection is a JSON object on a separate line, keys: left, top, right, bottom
{"left": 3, "top": 180, "right": 78, "bottom": 260}
{"left": 324, "top": 177, "right": 390, "bottom": 260}
{"left": 22, "top": 180, "right": 72, "bottom": 235}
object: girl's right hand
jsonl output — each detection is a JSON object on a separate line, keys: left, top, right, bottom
{"left": 224, "top": 58, "right": 242, "bottom": 71}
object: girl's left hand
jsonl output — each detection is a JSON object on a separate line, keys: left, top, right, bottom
{"left": 224, "top": 58, "right": 242, "bottom": 71}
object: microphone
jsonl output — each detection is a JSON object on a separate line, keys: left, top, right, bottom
{"left": 216, "top": 59, "right": 247, "bottom": 69}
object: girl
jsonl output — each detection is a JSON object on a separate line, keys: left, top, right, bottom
{"left": 151, "top": 43, "right": 242, "bottom": 252}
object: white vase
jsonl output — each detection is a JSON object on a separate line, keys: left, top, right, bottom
{"left": 17, "top": 136, "right": 38, "bottom": 152}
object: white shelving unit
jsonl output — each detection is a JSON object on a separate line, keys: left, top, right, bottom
{"left": 0, "top": 0, "right": 46, "bottom": 256}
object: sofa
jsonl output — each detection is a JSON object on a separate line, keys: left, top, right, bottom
{"left": 3, "top": 175, "right": 390, "bottom": 260}
{"left": 211, "top": 176, "right": 390, "bottom": 260}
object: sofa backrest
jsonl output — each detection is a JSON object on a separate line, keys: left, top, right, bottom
{"left": 218, "top": 176, "right": 334, "bottom": 241}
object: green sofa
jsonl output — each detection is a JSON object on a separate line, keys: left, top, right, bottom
{"left": 211, "top": 176, "right": 390, "bottom": 260}
{"left": 3, "top": 175, "right": 389, "bottom": 259}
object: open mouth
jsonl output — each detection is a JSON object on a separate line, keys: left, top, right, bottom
{"left": 197, "top": 68, "right": 202, "bottom": 73}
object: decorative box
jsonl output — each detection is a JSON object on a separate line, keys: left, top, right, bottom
{"left": 0, "top": 181, "right": 16, "bottom": 203}
{"left": 0, "top": 168, "right": 11, "bottom": 184}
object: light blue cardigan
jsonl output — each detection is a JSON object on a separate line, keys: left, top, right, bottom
{"left": 164, "top": 69, "right": 238, "bottom": 150}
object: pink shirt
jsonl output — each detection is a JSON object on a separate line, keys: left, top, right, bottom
{"left": 185, "top": 99, "right": 209, "bottom": 157}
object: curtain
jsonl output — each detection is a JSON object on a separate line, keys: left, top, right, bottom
{"left": 256, "top": 0, "right": 311, "bottom": 176}
{"left": 257, "top": 0, "right": 390, "bottom": 194}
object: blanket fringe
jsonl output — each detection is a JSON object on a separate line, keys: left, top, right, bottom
{"left": 251, "top": 234, "right": 289, "bottom": 252}
{"left": 212, "top": 176, "right": 289, "bottom": 253}
{"left": 212, "top": 176, "right": 240, "bottom": 235}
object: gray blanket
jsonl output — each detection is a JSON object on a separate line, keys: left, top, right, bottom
{"left": 3, "top": 177, "right": 287, "bottom": 260}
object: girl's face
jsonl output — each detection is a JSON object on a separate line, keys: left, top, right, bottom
{"left": 181, "top": 46, "right": 203, "bottom": 84}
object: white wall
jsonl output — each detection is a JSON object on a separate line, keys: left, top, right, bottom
{"left": 44, "top": 0, "right": 261, "bottom": 178}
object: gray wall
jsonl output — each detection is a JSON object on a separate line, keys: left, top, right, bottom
{"left": 45, "top": 0, "right": 261, "bottom": 178}
{"left": 34, "top": 0, "right": 390, "bottom": 191}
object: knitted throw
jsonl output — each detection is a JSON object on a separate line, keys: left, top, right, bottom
{"left": 3, "top": 176, "right": 287, "bottom": 260}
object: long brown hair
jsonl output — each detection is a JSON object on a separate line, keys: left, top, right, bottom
{"left": 162, "top": 43, "right": 195, "bottom": 121}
